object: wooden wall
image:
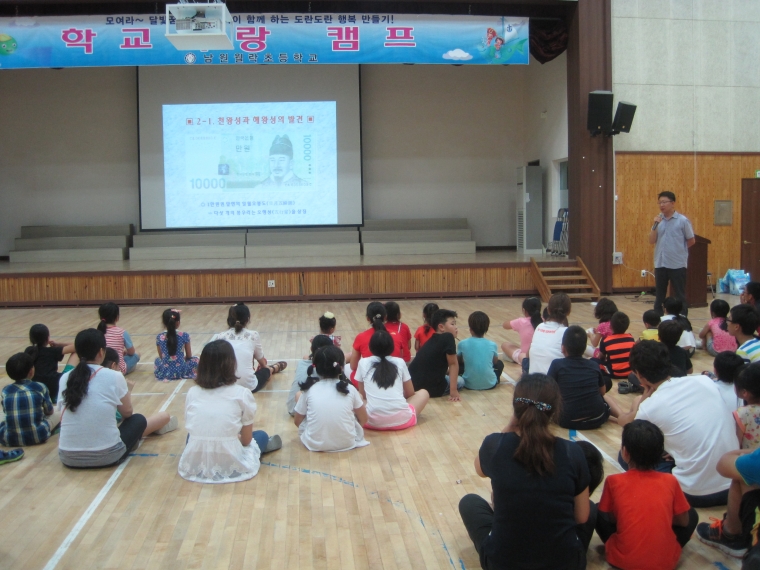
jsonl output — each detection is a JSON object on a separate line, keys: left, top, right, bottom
{"left": 0, "top": 264, "right": 545, "bottom": 306}
{"left": 613, "top": 152, "right": 760, "bottom": 289}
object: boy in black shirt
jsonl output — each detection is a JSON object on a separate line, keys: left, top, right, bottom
{"left": 409, "top": 309, "right": 463, "bottom": 401}
{"left": 547, "top": 326, "right": 621, "bottom": 430}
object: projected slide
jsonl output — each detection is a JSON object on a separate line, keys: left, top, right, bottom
{"left": 162, "top": 101, "right": 337, "bottom": 228}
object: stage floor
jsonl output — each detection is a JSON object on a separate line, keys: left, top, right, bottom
{"left": 0, "top": 250, "right": 565, "bottom": 275}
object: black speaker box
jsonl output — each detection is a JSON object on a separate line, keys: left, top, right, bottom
{"left": 612, "top": 102, "right": 637, "bottom": 133}
{"left": 587, "top": 90, "right": 613, "bottom": 135}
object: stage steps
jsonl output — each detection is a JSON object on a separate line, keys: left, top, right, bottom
{"left": 529, "top": 257, "right": 600, "bottom": 302}
{"left": 132, "top": 231, "right": 246, "bottom": 247}
{"left": 246, "top": 228, "right": 360, "bottom": 258}
{"left": 10, "top": 225, "right": 134, "bottom": 263}
{"left": 10, "top": 248, "right": 127, "bottom": 263}
{"left": 361, "top": 219, "right": 476, "bottom": 256}
{"left": 130, "top": 245, "right": 245, "bottom": 261}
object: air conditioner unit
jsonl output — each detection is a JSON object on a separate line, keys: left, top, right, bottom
{"left": 516, "top": 165, "right": 543, "bottom": 254}
{"left": 165, "top": 3, "right": 234, "bottom": 51}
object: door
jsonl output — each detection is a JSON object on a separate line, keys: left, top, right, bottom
{"left": 741, "top": 179, "right": 760, "bottom": 281}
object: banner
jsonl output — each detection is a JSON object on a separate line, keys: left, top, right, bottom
{"left": 0, "top": 14, "right": 529, "bottom": 69}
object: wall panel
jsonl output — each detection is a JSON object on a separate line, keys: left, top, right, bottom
{"left": 613, "top": 152, "right": 760, "bottom": 289}
{"left": 0, "top": 265, "right": 545, "bottom": 307}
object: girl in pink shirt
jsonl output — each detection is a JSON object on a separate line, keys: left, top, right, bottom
{"left": 588, "top": 298, "right": 618, "bottom": 359}
{"left": 501, "top": 297, "right": 542, "bottom": 365}
{"left": 699, "top": 299, "right": 738, "bottom": 356}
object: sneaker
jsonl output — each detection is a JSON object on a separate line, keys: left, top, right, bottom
{"left": 156, "top": 415, "right": 179, "bottom": 435}
{"left": 0, "top": 449, "right": 24, "bottom": 465}
{"left": 696, "top": 517, "right": 748, "bottom": 558}
{"left": 264, "top": 434, "right": 282, "bottom": 453}
{"left": 618, "top": 381, "right": 632, "bottom": 394}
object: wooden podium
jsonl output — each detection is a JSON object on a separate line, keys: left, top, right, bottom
{"left": 685, "top": 234, "right": 711, "bottom": 309}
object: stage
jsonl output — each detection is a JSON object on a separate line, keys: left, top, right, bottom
{"left": 0, "top": 251, "right": 573, "bottom": 307}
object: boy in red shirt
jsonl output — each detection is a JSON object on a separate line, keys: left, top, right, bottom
{"left": 596, "top": 419, "right": 698, "bottom": 570}
{"left": 599, "top": 311, "right": 635, "bottom": 379}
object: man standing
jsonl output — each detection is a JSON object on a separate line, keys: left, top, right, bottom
{"left": 649, "top": 191, "right": 695, "bottom": 316}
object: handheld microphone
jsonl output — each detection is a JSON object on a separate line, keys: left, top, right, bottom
{"left": 651, "top": 215, "right": 663, "bottom": 231}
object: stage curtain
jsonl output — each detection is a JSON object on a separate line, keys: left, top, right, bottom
{"left": 529, "top": 19, "right": 568, "bottom": 64}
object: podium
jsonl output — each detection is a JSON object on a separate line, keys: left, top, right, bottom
{"left": 685, "top": 234, "right": 711, "bottom": 309}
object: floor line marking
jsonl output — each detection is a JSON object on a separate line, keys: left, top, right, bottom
{"left": 42, "top": 458, "right": 131, "bottom": 570}
{"left": 159, "top": 379, "right": 186, "bottom": 412}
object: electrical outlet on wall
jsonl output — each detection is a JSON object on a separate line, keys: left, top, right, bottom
{"left": 267, "top": 280, "right": 275, "bottom": 288}
{"left": 641, "top": 270, "right": 647, "bottom": 277}
{"left": 613, "top": 252, "right": 623, "bottom": 265}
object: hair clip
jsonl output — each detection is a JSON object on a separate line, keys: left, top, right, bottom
{"left": 323, "top": 311, "right": 335, "bottom": 319}
{"left": 514, "top": 397, "right": 552, "bottom": 412}
{"left": 375, "top": 314, "right": 382, "bottom": 319}
{"left": 333, "top": 361, "right": 340, "bottom": 368}
{"left": 170, "top": 308, "right": 182, "bottom": 314}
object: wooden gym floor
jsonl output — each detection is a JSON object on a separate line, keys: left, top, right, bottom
{"left": 0, "top": 295, "right": 743, "bottom": 570}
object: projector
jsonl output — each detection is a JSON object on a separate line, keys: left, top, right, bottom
{"left": 165, "top": 2, "right": 234, "bottom": 51}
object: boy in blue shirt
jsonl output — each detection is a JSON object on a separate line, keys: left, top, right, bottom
{"left": 457, "top": 311, "right": 503, "bottom": 390}
{"left": 0, "top": 352, "right": 60, "bottom": 447}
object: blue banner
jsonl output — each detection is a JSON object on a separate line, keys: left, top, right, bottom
{"left": 0, "top": 14, "right": 529, "bottom": 69}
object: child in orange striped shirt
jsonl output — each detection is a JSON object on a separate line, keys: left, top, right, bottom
{"left": 600, "top": 312, "right": 635, "bottom": 379}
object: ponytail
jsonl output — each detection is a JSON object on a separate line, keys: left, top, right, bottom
{"left": 226, "top": 302, "right": 250, "bottom": 334}
{"left": 369, "top": 329, "right": 398, "bottom": 389}
{"left": 162, "top": 308, "right": 180, "bottom": 356}
{"left": 512, "top": 374, "right": 561, "bottom": 476}
{"left": 62, "top": 328, "right": 106, "bottom": 413}
{"left": 26, "top": 323, "right": 50, "bottom": 362}
{"left": 97, "top": 302, "right": 120, "bottom": 333}
{"left": 674, "top": 314, "right": 693, "bottom": 333}
{"left": 422, "top": 302, "right": 439, "bottom": 334}
{"left": 301, "top": 345, "right": 349, "bottom": 395}
{"left": 523, "top": 297, "right": 543, "bottom": 329}
{"left": 366, "top": 301, "right": 387, "bottom": 332}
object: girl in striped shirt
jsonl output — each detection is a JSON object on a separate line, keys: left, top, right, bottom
{"left": 97, "top": 302, "right": 140, "bottom": 375}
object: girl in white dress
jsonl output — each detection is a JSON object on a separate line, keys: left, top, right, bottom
{"left": 178, "top": 339, "right": 281, "bottom": 483}
{"left": 355, "top": 329, "right": 429, "bottom": 430}
{"left": 210, "top": 303, "right": 287, "bottom": 393}
{"left": 293, "top": 345, "right": 369, "bottom": 452}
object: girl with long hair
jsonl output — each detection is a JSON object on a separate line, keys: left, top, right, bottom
{"left": 355, "top": 329, "right": 429, "bottom": 430}
{"left": 154, "top": 309, "right": 199, "bottom": 381}
{"left": 58, "top": 329, "right": 176, "bottom": 468}
{"left": 210, "top": 302, "right": 286, "bottom": 393}
{"left": 459, "top": 373, "right": 592, "bottom": 569}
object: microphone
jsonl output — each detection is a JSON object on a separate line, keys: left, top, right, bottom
{"left": 652, "top": 215, "right": 663, "bottom": 231}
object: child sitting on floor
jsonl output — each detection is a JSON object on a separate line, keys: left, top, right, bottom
{"left": 0, "top": 352, "right": 60, "bottom": 446}
{"left": 547, "top": 326, "right": 620, "bottom": 430}
{"left": 288, "top": 335, "right": 334, "bottom": 416}
{"left": 316, "top": 311, "right": 342, "bottom": 348}
{"left": 501, "top": 297, "right": 542, "bottom": 370}
{"left": 588, "top": 298, "right": 618, "bottom": 358}
{"left": 529, "top": 293, "right": 571, "bottom": 375}
{"left": 211, "top": 303, "right": 286, "bottom": 393}
{"left": 660, "top": 297, "right": 696, "bottom": 355}
{"left": 728, "top": 304, "right": 760, "bottom": 363}
{"left": 699, "top": 299, "right": 738, "bottom": 356}
{"left": 409, "top": 309, "right": 463, "bottom": 401}
{"left": 599, "top": 312, "right": 635, "bottom": 380}
{"left": 97, "top": 302, "right": 140, "bottom": 375}
{"left": 596, "top": 420, "right": 698, "bottom": 570}
{"left": 734, "top": 363, "right": 760, "bottom": 450}
{"left": 355, "top": 328, "right": 429, "bottom": 430}
{"left": 640, "top": 310, "right": 661, "bottom": 341}
{"left": 658, "top": 320, "right": 693, "bottom": 375}
{"left": 24, "top": 323, "right": 78, "bottom": 403}
{"left": 178, "top": 339, "right": 282, "bottom": 484}
{"left": 711, "top": 351, "right": 746, "bottom": 416}
{"left": 294, "top": 345, "right": 369, "bottom": 452}
{"left": 413, "top": 302, "right": 439, "bottom": 352}
{"left": 154, "top": 309, "right": 199, "bottom": 381}
{"left": 385, "top": 301, "right": 412, "bottom": 363}
{"left": 457, "top": 311, "right": 504, "bottom": 390}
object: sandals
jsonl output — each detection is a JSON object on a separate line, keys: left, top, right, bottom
{"left": 271, "top": 361, "right": 288, "bottom": 374}
{"left": 0, "top": 449, "right": 24, "bottom": 465}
